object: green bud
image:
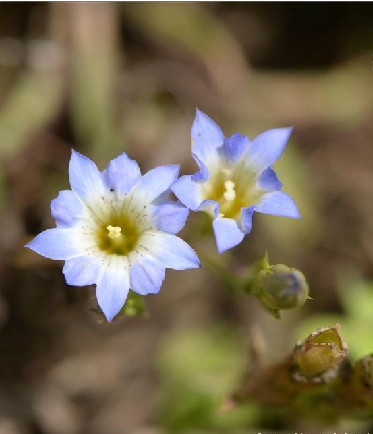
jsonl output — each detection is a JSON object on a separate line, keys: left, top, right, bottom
{"left": 293, "top": 324, "right": 348, "bottom": 381}
{"left": 257, "top": 264, "right": 309, "bottom": 310}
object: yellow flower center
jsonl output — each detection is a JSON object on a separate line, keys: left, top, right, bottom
{"left": 201, "top": 162, "right": 264, "bottom": 220}
{"left": 97, "top": 213, "right": 141, "bottom": 256}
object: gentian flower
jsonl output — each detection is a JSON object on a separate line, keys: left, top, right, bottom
{"left": 26, "top": 151, "right": 200, "bottom": 321}
{"left": 171, "top": 109, "right": 300, "bottom": 253}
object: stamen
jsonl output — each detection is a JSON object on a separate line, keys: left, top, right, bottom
{"left": 223, "top": 180, "right": 236, "bottom": 201}
{"left": 107, "top": 225, "right": 122, "bottom": 239}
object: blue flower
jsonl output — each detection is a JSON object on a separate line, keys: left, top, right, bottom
{"left": 26, "top": 150, "right": 200, "bottom": 321}
{"left": 171, "top": 109, "right": 300, "bottom": 253}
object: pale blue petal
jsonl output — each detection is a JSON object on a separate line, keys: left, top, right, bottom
{"left": 191, "top": 153, "right": 210, "bottom": 182}
{"left": 223, "top": 133, "right": 250, "bottom": 162}
{"left": 69, "top": 150, "right": 104, "bottom": 200}
{"left": 255, "top": 191, "right": 301, "bottom": 219}
{"left": 151, "top": 233, "right": 200, "bottom": 270}
{"left": 212, "top": 217, "right": 245, "bottom": 253}
{"left": 25, "top": 228, "right": 82, "bottom": 260}
{"left": 153, "top": 201, "right": 189, "bottom": 234}
{"left": 51, "top": 190, "right": 84, "bottom": 228}
{"left": 135, "top": 165, "right": 179, "bottom": 202}
{"left": 241, "top": 206, "right": 255, "bottom": 234}
{"left": 171, "top": 175, "right": 202, "bottom": 211}
{"left": 258, "top": 167, "right": 282, "bottom": 191}
{"left": 63, "top": 256, "right": 103, "bottom": 286}
{"left": 96, "top": 258, "right": 130, "bottom": 322}
{"left": 246, "top": 127, "right": 293, "bottom": 173}
{"left": 102, "top": 152, "right": 141, "bottom": 194}
{"left": 191, "top": 109, "right": 224, "bottom": 165}
{"left": 196, "top": 199, "right": 219, "bottom": 217}
{"left": 130, "top": 258, "right": 165, "bottom": 295}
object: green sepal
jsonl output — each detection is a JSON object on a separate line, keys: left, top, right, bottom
{"left": 121, "top": 290, "right": 148, "bottom": 317}
{"left": 265, "top": 305, "right": 281, "bottom": 320}
{"left": 243, "top": 251, "right": 271, "bottom": 295}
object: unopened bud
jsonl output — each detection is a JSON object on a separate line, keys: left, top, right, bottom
{"left": 257, "top": 264, "right": 309, "bottom": 310}
{"left": 293, "top": 324, "right": 348, "bottom": 381}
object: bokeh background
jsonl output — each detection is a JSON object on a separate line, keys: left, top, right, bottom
{"left": 0, "top": 2, "right": 373, "bottom": 433}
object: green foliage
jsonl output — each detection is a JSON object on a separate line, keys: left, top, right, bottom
{"left": 119, "top": 291, "right": 148, "bottom": 317}
{"left": 156, "top": 326, "right": 258, "bottom": 432}
{"left": 0, "top": 72, "right": 62, "bottom": 159}
{"left": 258, "top": 145, "right": 322, "bottom": 255}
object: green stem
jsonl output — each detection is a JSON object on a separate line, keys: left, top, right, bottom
{"left": 199, "top": 253, "right": 249, "bottom": 294}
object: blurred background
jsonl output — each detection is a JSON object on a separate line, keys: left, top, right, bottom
{"left": 0, "top": 2, "right": 373, "bottom": 433}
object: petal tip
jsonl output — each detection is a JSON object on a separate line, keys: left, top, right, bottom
{"left": 191, "top": 257, "right": 202, "bottom": 269}
{"left": 213, "top": 217, "right": 245, "bottom": 253}
{"left": 104, "top": 313, "right": 115, "bottom": 323}
{"left": 70, "top": 148, "right": 82, "bottom": 159}
{"left": 286, "top": 125, "right": 295, "bottom": 138}
{"left": 24, "top": 240, "right": 34, "bottom": 250}
{"left": 216, "top": 245, "right": 228, "bottom": 255}
{"left": 99, "top": 302, "right": 121, "bottom": 323}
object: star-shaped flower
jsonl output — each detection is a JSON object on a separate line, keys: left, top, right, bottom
{"left": 171, "top": 109, "right": 300, "bottom": 253}
{"left": 26, "top": 151, "right": 200, "bottom": 321}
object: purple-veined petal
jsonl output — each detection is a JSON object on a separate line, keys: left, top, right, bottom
{"left": 153, "top": 201, "right": 189, "bottom": 234}
{"left": 255, "top": 191, "right": 301, "bottom": 219}
{"left": 101, "top": 152, "right": 141, "bottom": 195}
{"left": 191, "top": 109, "right": 224, "bottom": 166}
{"left": 143, "top": 232, "right": 200, "bottom": 270}
{"left": 134, "top": 165, "right": 179, "bottom": 202}
{"left": 246, "top": 127, "right": 293, "bottom": 173}
{"left": 212, "top": 217, "right": 245, "bottom": 254}
{"left": 171, "top": 175, "right": 202, "bottom": 211}
{"left": 63, "top": 256, "right": 103, "bottom": 286}
{"left": 51, "top": 190, "right": 85, "bottom": 228}
{"left": 25, "top": 228, "right": 83, "bottom": 260}
{"left": 96, "top": 256, "right": 130, "bottom": 322}
{"left": 223, "top": 133, "right": 250, "bottom": 162}
{"left": 258, "top": 167, "right": 282, "bottom": 191}
{"left": 69, "top": 150, "right": 104, "bottom": 201}
{"left": 241, "top": 206, "right": 255, "bottom": 234}
{"left": 130, "top": 258, "right": 165, "bottom": 295}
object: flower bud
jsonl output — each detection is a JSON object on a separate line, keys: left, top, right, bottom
{"left": 257, "top": 264, "right": 309, "bottom": 311}
{"left": 293, "top": 324, "right": 348, "bottom": 381}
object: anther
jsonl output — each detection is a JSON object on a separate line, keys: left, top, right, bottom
{"left": 223, "top": 180, "right": 236, "bottom": 201}
{"left": 107, "top": 225, "right": 122, "bottom": 239}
